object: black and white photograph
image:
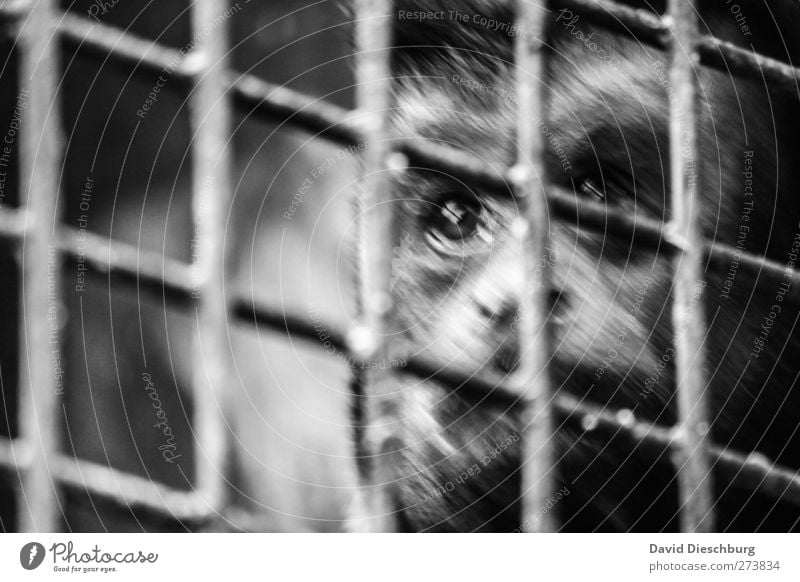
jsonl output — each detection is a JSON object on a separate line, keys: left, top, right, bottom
{"left": 0, "top": 0, "right": 799, "bottom": 578}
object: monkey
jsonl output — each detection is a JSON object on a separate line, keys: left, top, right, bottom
{"left": 357, "top": 0, "right": 800, "bottom": 532}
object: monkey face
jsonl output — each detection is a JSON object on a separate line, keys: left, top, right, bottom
{"left": 365, "top": 2, "right": 800, "bottom": 532}
{"left": 387, "top": 28, "right": 682, "bottom": 418}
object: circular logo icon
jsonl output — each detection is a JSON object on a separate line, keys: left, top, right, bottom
{"left": 20, "top": 542, "right": 45, "bottom": 570}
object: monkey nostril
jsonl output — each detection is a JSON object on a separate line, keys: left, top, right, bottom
{"left": 476, "top": 296, "right": 518, "bottom": 326}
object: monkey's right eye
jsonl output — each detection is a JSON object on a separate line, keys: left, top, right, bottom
{"left": 423, "top": 196, "right": 490, "bottom": 253}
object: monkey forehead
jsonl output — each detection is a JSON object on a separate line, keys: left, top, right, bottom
{"left": 392, "top": 76, "right": 516, "bottom": 166}
{"left": 548, "top": 31, "right": 668, "bottom": 120}
{"left": 391, "top": 46, "right": 668, "bottom": 174}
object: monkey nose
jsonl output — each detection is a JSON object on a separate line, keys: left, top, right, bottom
{"left": 476, "top": 294, "right": 518, "bottom": 327}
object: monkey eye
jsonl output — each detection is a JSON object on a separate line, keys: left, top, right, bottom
{"left": 424, "top": 196, "right": 489, "bottom": 251}
{"left": 578, "top": 177, "right": 606, "bottom": 201}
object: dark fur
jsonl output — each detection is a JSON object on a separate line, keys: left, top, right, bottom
{"left": 360, "top": 0, "right": 800, "bottom": 531}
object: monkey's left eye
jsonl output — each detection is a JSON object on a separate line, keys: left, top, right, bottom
{"left": 424, "top": 196, "right": 490, "bottom": 251}
{"left": 578, "top": 177, "right": 606, "bottom": 201}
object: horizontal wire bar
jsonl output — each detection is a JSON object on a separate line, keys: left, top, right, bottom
{"left": 1, "top": 300, "right": 797, "bottom": 514}
{"left": 701, "top": 36, "right": 800, "bottom": 94}
{"left": 42, "top": 10, "right": 800, "bottom": 289}
{"left": 53, "top": 223, "right": 800, "bottom": 377}
{"left": 555, "top": 394, "right": 800, "bottom": 508}
{"left": 41, "top": 202, "right": 800, "bottom": 305}
{"left": 58, "top": 11, "right": 199, "bottom": 80}
{"left": 0, "top": 439, "right": 214, "bottom": 522}
{"left": 51, "top": 454, "right": 213, "bottom": 523}
{"left": 232, "top": 298, "right": 349, "bottom": 354}
{"left": 57, "top": 225, "right": 197, "bottom": 304}
{"left": 0, "top": 207, "right": 29, "bottom": 240}
{"left": 224, "top": 304, "right": 800, "bottom": 509}
{"left": 559, "top": 0, "right": 670, "bottom": 46}
{"left": 0, "top": 3, "right": 795, "bottom": 521}
{"left": 559, "top": 0, "right": 800, "bottom": 93}
{"left": 13, "top": 199, "right": 793, "bottom": 310}
{"left": 0, "top": 437, "right": 31, "bottom": 475}
{"left": 2, "top": 380, "right": 796, "bottom": 518}
{"left": 230, "top": 73, "right": 362, "bottom": 146}
{"left": 41, "top": 1, "right": 800, "bottom": 98}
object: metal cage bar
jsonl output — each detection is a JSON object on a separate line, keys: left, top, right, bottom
{"left": 348, "top": 0, "right": 398, "bottom": 533}
{"left": 512, "top": 0, "right": 557, "bottom": 533}
{"left": 16, "top": 0, "right": 63, "bottom": 532}
{"left": 186, "top": 0, "right": 235, "bottom": 516}
{"left": 0, "top": 0, "right": 796, "bottom": 532}
{"left": 559, "top": 0, "right": 800, "bottom": 94}
{"left": 666, "top": 0, "right": 714, "bottom": 532}
{"left": 353, "top": 0, "right": 395, "bottom": 348}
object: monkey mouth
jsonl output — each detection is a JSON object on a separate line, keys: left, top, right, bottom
{"left": 487, "top": 341, "right": 665, "bottom": 409}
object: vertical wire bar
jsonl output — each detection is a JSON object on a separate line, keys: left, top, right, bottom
{"left": 349, "top": 0, "right": 396, "bottom": 532}
{"left": 187, "top": 0, "right": 234, "bottom": 514}
{"left": 667, "top": 0, "right": 714, "bottom": 532}
{"left": 16, "top": 0, "right": 62, "bottom": 531}
{"left": 512, "top": 0, "right": 557, "bottom": 532}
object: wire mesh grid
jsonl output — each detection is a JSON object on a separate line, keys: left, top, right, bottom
{"left": 0, "top": 0, "right": 798, "bottom": 532}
